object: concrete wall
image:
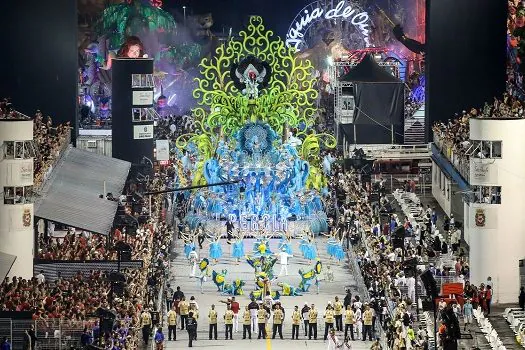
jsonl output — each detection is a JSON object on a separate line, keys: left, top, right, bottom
{"left": 431, "top": 159, "right": 452, "bottom": 216}
{"left": 0, "top": 120, "right": 34, "bottom": 278}
{"left": 467, "top": 118, "right": 525, "bottom": 303}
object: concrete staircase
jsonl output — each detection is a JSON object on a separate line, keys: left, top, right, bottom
{"left": 488, "top": 313, "right": 523, "bottom": 349}
{"left": 404, "top": 104, "right": 426, "bottom": 145}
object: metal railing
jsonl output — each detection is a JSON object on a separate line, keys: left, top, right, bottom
{"left": 0, "top": 318, "right": 86, "bottom": 350}
{"left": 34, "top": 128, "right": 72, "bottom": 192}
{"left": 433, "top": 131, "right": 470, "bottom": 182}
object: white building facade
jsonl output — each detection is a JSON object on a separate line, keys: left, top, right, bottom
{"left": 0, "top": 119, "right": 35, "bottom": 278}
{"left": 465, "top": 118, "right": 525, "bottom": 303}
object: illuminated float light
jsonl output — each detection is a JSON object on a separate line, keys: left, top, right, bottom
{"left": 286, "top": 0, "right": 371, "bottom": 51}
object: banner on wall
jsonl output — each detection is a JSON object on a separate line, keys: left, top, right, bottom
{"left": 132, "top": 90, "right": 154, "bottom": 106}
{"left": 9, "top": 205, "right": 33, "bottom": 231}
{"left": 470, "top": 161, "right": 498, "bottom": 185}
{"left": 4, "top": 161, "right": 33, "bottom": 185}
{"left": 133, "top": 125, "right": 154, "bottom": 140}
{"left": 473, "top": 206, "right": 497, "bottom": 229}
{"left": 19, "top": 162, "right": 33, "bottom": 182}
{"left": 155, "top": 140, "right": 170, "bottom": 161}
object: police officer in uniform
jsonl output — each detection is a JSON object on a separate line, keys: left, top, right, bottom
{"left": 208, "top": 304, "right": 218, "bottom": 340}
{"left": 167, "top": 306, "right": 177, "bottom": 341}
{"left": 186, "top": 311, "right": 198, "bottom": 347}
{"left": 323, "top": 304, "right": 335, "bottom": 340}
{"left": 242, "top": 306, "right": 252, "bottom": 339}
{"left": 291, "top": 305, "right": 301, "bottom": 339}
{"left": 224, "top": 305, "right": 234, "bottom": 339}
{"left": 141, "top": 309, "right": 152, "bottom": 345}
{"left": 179, "top": 297, "right": 189, "bottom": 330}
{"left": 308, "top": 304, "right": 318, "bottom": 340}
{"left": 272, "top": 306, "right": 284, "bottom": 339}
{"left": 362, "top": 305, "right": 374, "bottom": 341}
{"left": 334, "top": 296, "right": 344, "bottom": 331}
{"left": 344, "top": 305, "right": 355, "bottom": 340}
{"left": 257, "top": 304, "right": 268, "bottom": 339}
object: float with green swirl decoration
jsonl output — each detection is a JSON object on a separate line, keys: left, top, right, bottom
{"left": 178, "top": 17, "right": 336, "bottom": 234}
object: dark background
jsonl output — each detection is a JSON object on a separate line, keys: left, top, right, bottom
{"left": 0, "top": 0, "right": 78, "bottom": 141}
{"left": 425, "top": 0, "right": 507, "bottom": 140}
{"left": 165, "top": 0, "right": 310, "bottom": 36}
{"left": 112, "top": 59, "right": 154, "bottom": 165}
{"left": 0, "top": 0, "right": 509, "bottom": 146}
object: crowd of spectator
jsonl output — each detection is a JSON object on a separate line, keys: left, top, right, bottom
{"left": 0, "top": 154, "right": 175, "bottom": 350}
{"left": 328, "top": 157, "right": 480, "bottom": 349}
{"left": 154, "top": 114, "right": 195, "bottom": 141}
{"left": 432, "top": 93, "right": 525, "bottom": 168}
{"left": 33, "top": 110, "right": 71, "bottom": 188}
{"left": 36, "top": 225, "right": 156, "bottom": 261}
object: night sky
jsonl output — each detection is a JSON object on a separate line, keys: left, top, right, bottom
{"left": 163, "top": 0, "right": 309, "bottom": 37}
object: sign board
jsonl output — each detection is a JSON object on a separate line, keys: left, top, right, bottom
{"left": 155, "top": 140, "right": 170, "bottom": 161}
{"left": 339, "top": 95, "right": 355, "bottom": 123}
{"left": 471, "top": 206, "right": 497, "bottom": 229}
{"left": 132, "top": 90, "right": 154, "bottom": 106}
{"left": 286, "top": 0, "right": 371, "bottom": 51}
{"left": 470, "top": 161, "right": 498, "bottom": 185}
{"left": 133, "top": 125, "right": 154, "bottom": 140}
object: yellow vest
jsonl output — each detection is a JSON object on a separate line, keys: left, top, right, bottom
{"left": 192, "top": 309, "right": 199, "bottom": 319}
{"left": 308, "top": 309, "right": 318, "bottom": 323}
{"left": 225, "top": 310, "right": 234, "bottom": 324}
{"left": 167, "top": 310, "right": 177, "bottom": 325}
{"left": 243, "top": 310, "right": 251, "bottom": 325}
{"left": 273, "top": 309, "right": 283, "bottom": 325}
{"left": 324, "top": 309, "right": 335, "bottom": 323}
{"left": 292, "top": 311, "right": 301, "bottom": 325}
{"left": 179, "top": 301, "right": 189, "bottom": 315}
{"left": 334, "top": 301, "right": 343, "bottom": 315}
{"left": 363, "top": 310, "right": 373, "bottom": 325}
{"left": 141, "top": 312, "right": 152, "bottom": 326}
{"left": 208, "top": 309, "right": 218, "bottom": 324}
{"left": 257, "top": 309, "right": 267, "bottom": 323}
{"left": 344, "top": 310, "right": 355, "bottom": 324}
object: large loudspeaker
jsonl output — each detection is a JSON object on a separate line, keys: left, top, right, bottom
{"left": 426, "top": 0, "right": 507, "bottom": 140}
{"left": 0, "top": 0, "right": 78, "bottom": 140}
{"left": 420, "top": 269, "right": 439, "bottom": 299}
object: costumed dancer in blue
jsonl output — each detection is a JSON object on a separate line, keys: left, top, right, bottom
{"left": 299, "top": 230, "right": 309, "bottom": 257}
{"left": 278, "top": 230, "right": 293, "bottom": 255}
{"left": 208, "top": 232, "right": 223, "bottom": 264}
{"left": 325, "top": 228, "right": 345, "bottom": 264}
{"left": 302, "top": 231, "right": 317, "bottom": 263}
{"left": 182, "top": 226, "right": 196, "bottom": 259}
{"left": 231, "top": 231, "right": 245, "bottom": 264}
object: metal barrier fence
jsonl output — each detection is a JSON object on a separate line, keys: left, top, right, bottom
{"left": 33, "top": 260, "right": 144, "bottom": 281}
{"left": 433, "top": 132, "right": 470, "bottom": 183}
{"left": 0, "top": 319, "right": 86, "bottom": 350}
{"left": 347, "top": 229, "right": 389, "bottom": 349}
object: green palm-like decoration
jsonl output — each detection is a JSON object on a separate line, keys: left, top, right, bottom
{"left": 98, "top": 0, "right": 177, "bottom": 50}
{"left": 177, "top": 16, "right": 336, "bottom": 190}
{"left": 188, "top": 16, "right": 329, "bottom": 140}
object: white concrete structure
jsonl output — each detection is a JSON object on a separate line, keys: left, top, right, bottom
{"left": 465, "top": 118, "right": 525, "bottom": 303}
{"left": 0, "top": 119, "right": 35, "bottom": 278}
{"left": 77, "top": 129, "right": 112, "bottom": 157}
{"left": 431, "top": 163, "right": 464, "bottom": 221}
{"left": 431, "top": 163, "right": 453, "bottom": 216}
